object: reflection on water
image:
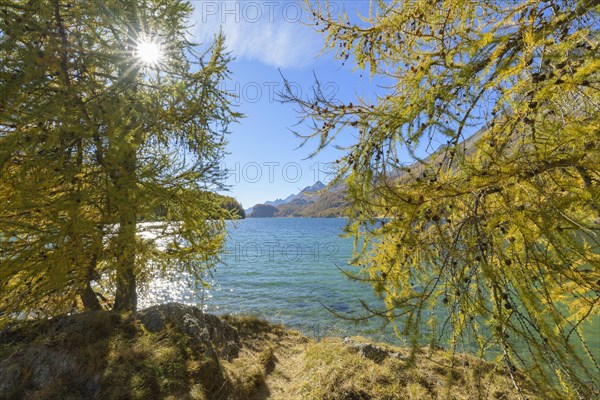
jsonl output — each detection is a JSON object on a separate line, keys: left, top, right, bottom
{"left": 138, "top": 271, "right": 210, "bottom": 310}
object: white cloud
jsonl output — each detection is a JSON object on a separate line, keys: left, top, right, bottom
{"left": 190, "top": 1, "right": 322, "bottom": 68}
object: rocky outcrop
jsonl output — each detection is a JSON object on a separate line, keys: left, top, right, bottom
{"left": 136, "top": 303, "right": 240, "bottom": 359}
{"left": 343, "top": 337, "right": 406, "bottom": 363}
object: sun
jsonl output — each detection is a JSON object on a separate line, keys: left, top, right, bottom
{"left": 136, "top": 39, "right": 163, "bottom": 65}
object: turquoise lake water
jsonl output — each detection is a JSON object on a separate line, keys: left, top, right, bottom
{"left": 142, "top": 218, "right": 401, "bottom": 342}
{"left": 209, "top": 218, "right": 395, "bottom": 340}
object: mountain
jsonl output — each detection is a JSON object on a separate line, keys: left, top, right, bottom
{"left": 274, "top": 181, "right": 326, "bottom": 203}
{"left": 245, "top": 182, "right": 324, "bottom": 215}
{"left": 264, "top": 193, "right": 298, "bottom": 207}
{"left": 300, "top": 180, "right": 326, "bottom": 193}
{"left": 247, "top": 181, "right": 348, "bottom": 218}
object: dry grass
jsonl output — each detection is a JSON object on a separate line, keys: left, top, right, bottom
{"left": 285, "top": 338, "right": 542, "bottom": 400}
{"left": 0, "top": 310, "right": 549, "bottom": 400}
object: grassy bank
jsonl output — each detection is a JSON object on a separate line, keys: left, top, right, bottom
{"left": 0, "top": 304, "right": 542, "bottom": 399}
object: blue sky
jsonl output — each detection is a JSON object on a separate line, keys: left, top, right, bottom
{"left": 189, "top": 1, "right": 378, "bottom": 208}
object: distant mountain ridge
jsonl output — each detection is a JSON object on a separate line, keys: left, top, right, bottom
{"left": 244, "top": 181, "right": 324, "bottom": 214}
{"left": 247, "top": 181, "right": 348, "bottom": 218}
{"left": 264, "top": 181, "right": 325, "bottom": 207}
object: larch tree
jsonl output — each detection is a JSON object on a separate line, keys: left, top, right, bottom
{"left": 285, "top": 0, "right": 599, "bottom": 397}
{"left": 0, "top": 0, "right": 240, "bottom": 317}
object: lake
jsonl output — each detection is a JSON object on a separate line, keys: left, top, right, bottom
{"left": 139, "top": 218, "right": 599, "bottom": 356}
{"left": 140, "top": 218, "right": 401, "bottom": 342}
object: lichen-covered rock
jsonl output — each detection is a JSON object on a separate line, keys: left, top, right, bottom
{"left": 136, "top": 303, "right": 240, "bottom": 359}
{"left": 343, "top": 337, "right": 405, "bottom": 363}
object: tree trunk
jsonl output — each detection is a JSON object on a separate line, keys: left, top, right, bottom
{"left": 113, "top": 222, "right": 137, "bottom": 312}
{"left": 112, "top": 146, "right": 138, "bottom": 312}
{"left": 81, "top": 284, "right": 101, "bottom": 310}
{"left": 81, "top": 254, "right": 101, "bottom": 310}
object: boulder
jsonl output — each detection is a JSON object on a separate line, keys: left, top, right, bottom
{"left": 136, "top": 303, "right": 240, "bottom": 359}
{"left": 343, "top": 337, "right": 405, "bottom": 363}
